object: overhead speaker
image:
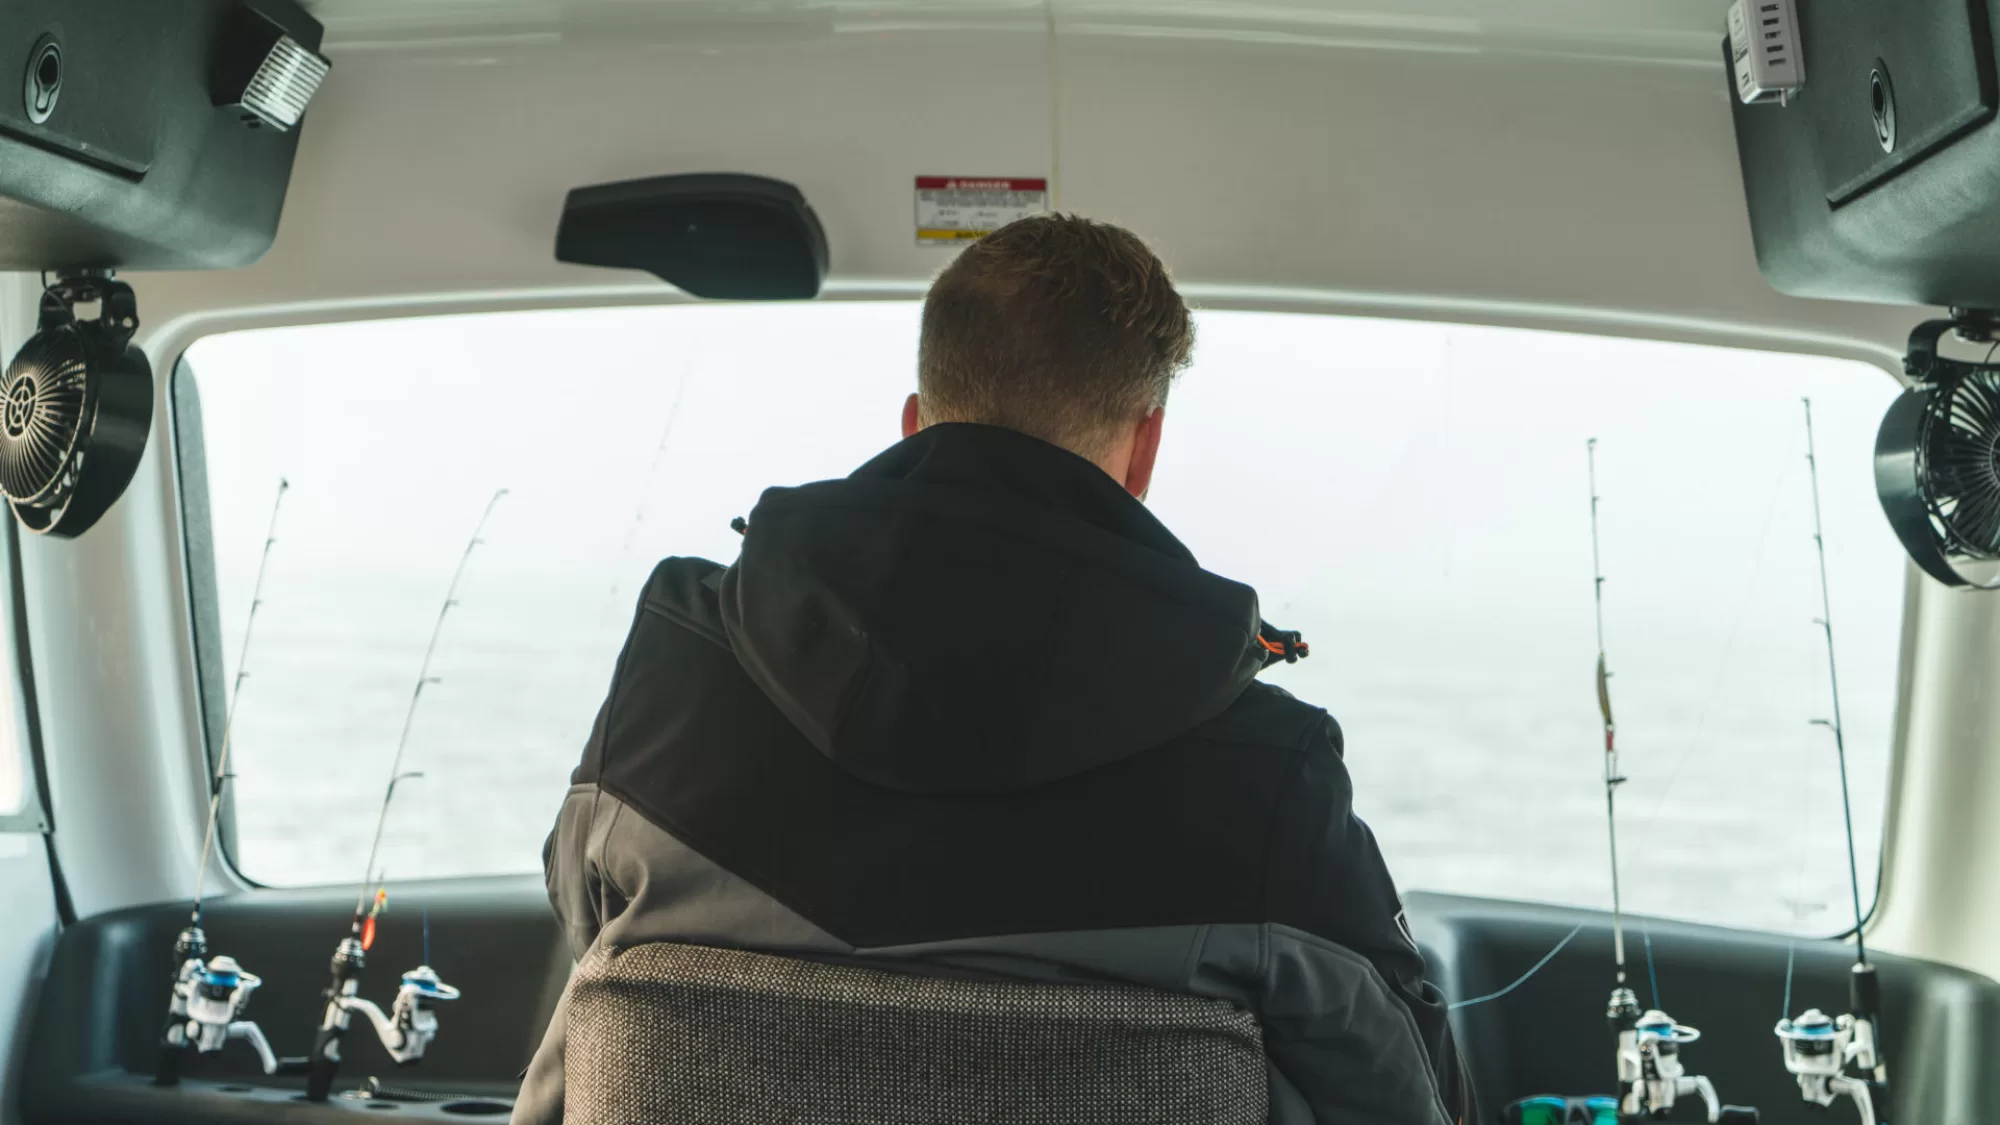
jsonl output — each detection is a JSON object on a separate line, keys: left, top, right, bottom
{"left": 0, "top": 275, "right": 153, "bottom": 538}
{"left": 0, "top": 1, "right": 328, "bottom": 271}
{"left": 1876, "top": 312, "right": 2000, "bottom": 588}
{"left": 555, "top": 173, "right": 829, "bottom": 300}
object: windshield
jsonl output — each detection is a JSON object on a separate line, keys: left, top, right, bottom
{"left": 179, "top": 303, "right": 1904, "bottom": 936}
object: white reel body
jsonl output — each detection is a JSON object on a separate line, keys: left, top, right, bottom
{"left": 335, "top": 964, "right": 462, "bottom": 1065}
{"left": 165, "top": 954, "right": 279, "bottom": 1074}
{"left": 1776, "top": 1008, "right": 1879, "bottom": 1125}
{"left": 1619, "top": 1009, "right": 1721, "bottom": 1122}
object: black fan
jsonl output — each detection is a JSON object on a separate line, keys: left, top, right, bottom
{"left": 1878, "top": 315, "right": 2000, "bottom": 588}
{"left": 0, "top": 276, "right": 153, "bottom": 538}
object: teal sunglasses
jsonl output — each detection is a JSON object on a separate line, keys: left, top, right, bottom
{"left": 1502, "top": 1095, "right": 1620, "bottom": 1125}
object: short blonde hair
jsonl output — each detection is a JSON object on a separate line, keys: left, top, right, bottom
{"left": 917, "top": 214, "right": 1194, "bottom": 460}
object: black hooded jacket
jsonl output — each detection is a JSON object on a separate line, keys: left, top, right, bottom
{"left": 520, "top": 423, "right": 1474, "bottom": 1125}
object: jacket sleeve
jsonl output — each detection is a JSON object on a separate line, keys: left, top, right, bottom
{"left": 543, "top": 696, "right": 631, "bottom": 962}
{"left": 1264, "top": 713, "right": 1479, "bottom": 1125}
{"left": 517, "top": 699, "right": 625, "bottom": 1125}
{"left": 545, "top": 570, "right": 662, "bottom": 961}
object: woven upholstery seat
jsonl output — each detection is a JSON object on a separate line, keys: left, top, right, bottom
{"left": 564, "top": 941, "right": 1269, "bottom": 1125}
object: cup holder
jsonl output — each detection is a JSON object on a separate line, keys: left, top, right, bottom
{"left": 439, "top": 1101, "right": 512, "bottom": 1116}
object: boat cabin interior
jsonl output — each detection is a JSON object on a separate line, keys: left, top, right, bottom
{"left": 1, "top": 1, "right": 1999, "bottom": 1123}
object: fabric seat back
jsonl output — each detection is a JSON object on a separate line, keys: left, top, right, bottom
{"left": 564, "top": 940, "right": 1269, "bottom": 1125}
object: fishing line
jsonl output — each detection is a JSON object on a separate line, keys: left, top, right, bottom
{"left": 598, "top": 360, "right": 693, "bottom": 634}
{"left": 352, "top": 487, "right": 508, "bottom": 930}
{"left": 1622, "top": 456, "right": 1794, "bottom": 854}
{"left": 1447, "top": 921, "right": 1587, "bottom": 1011}
{"left": 1781, "top": 941, "right": 1796, "bottom": 1022}
{"left": 190, "top": 478, "right": 289, "bottom": 924}
{"left": 1642, "top": 924, "right": 1659, "bottom": 1010}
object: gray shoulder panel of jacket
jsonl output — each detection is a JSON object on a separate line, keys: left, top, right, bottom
{"left": 518, "top": 788, "right": 852, "bottom": 1125}
{"left": 548, "top": 784, "right": 854, "bottom": 956}
{"left": 525, "top": 786, "right": 1449, "bottom": 1125}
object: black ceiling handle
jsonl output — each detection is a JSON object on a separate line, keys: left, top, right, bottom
{"left": 555, "top": 173, "right": 830, "bottom": 300}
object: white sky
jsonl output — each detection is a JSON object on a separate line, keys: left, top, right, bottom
{"left": 185, "top": 303, "right": 1906, "bottom": 936}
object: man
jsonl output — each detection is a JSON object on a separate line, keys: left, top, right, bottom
{"left": 517, "top": 214, "right": 1474, "bottom": 1125}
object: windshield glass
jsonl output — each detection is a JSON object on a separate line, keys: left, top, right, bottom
{"left": 179, "top": 303, "right": 1904, "bottom": 936}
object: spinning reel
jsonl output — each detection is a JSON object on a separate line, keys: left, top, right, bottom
{"left": 1775, "top": 962, "right": 1889, "bottom": 1125}
{"left": 1611, "top": 997, "right": 1756, "bottom": 1123}
{"left": 305, "top": 932, "right": 461, "bottom": 1099}
{"left": 1775, "top": 1008, "right": 1879, "bottom": 1125}
{"left": 155, "top": 926, "right": 284, "bottom": 1084}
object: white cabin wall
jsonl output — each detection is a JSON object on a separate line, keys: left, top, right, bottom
{"left": 134, "top": 9, "right": 1926, "bottom": 356}
{"left": 0, "top": 273, "right": 61, "bottom": 1125}
{"left": 1870, "top": 575, "right": 2000, "bottom": 980}
{"left": 134, "top": 18, "right": 1056, "bottom": 331}
{"left": 1051, "top": 22, "right": 1920, "bottom": 358}
{"left": 16, "top": 355, "right": 213, "bottom": 921}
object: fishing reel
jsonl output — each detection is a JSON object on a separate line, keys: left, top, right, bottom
{"left": 340, "top": 964, "right": 461, "bottom": 1064}
{"left": 1611, "top": 994, "right": 1757, "bottom": 1123}
{"left": 155, "top": 926, "right": 283, "bottom": 1084}
{"left": 1775, "top": 1011, "right": 1879, "bottom": 1125}
{"left": 1775, "top": 963, "right": 1888, "bottom": 1125}
{"left": 305, "top": 935, "right": 461, "bottom": 1102}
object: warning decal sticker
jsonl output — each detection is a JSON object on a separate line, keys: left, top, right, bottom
{"left": 915, "top": 176, "right": 1048, "bottom": 244}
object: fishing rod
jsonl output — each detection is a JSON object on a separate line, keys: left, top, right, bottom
{"left": 157, "top": 479, "right": 291, "bottom": 1086}
{"left": 598, "top": 371, "right": 690, "bottom": 633}
{"left": 1775, "top": 398, "right": 1888, "bottom": 1125}
{"left": 1588, "top": 440, "right": 1632, "bottom": 1011}
{"left": 1589, "top": 441, "right": 1754, "bottom": 1125}
{"left": 302, "top": 489, "right": 504, "bottom": 1101}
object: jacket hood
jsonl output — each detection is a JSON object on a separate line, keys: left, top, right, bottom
{"left": 718, "top": 423, "right": 1272, "bottom": 795}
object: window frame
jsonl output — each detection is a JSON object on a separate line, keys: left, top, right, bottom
{"left": 169, "top": 357, "right": 247, "bottom": 882}
{"left": 159, "top": 299, "right": 1916, "bottom": 932}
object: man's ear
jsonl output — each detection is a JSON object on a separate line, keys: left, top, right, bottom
{"left": 902, "top": 393, "right": 921, "bottom": 439}
{"left": 1123, "top": 408, "right": 1165, "bottom": 499}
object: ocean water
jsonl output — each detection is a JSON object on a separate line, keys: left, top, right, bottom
{"left": 190, "top": 304, "right": 1905, "bottom": 940}
{"left": 221, "top": 570, "right": 1892, "bottom": 939}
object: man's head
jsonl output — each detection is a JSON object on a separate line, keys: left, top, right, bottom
{"left": 903, "top": 214, "right": 1194, "bottom": 498}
